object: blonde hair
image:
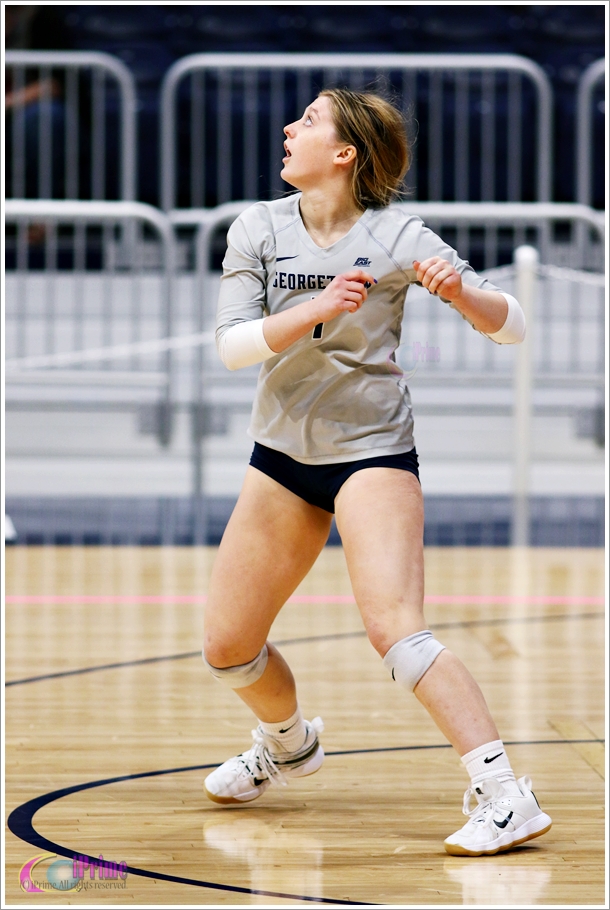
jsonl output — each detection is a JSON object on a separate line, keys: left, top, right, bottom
{"left": 320, "top": 88, "right": 410, "bottom": 210}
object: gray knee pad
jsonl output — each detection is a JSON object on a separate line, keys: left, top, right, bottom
{"left": 203, "top": 644, "right": 268, "bottom": 689}
{"left": 383, "top": 631, "right": 445, "bottom": 691}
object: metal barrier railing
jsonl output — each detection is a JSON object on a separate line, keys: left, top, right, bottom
{"left": 6, "top": 51, "right": 603, "bottom": 214}
{"left": 5, "top": 51, "right": 137, "bottom": 201}
{"left": 576, "top": 58, "right": 605, "bottom": 208}
{"left": 5, "top": 200, "right": 604, "bottom": 543}
{"left": 5, "top": 51, "right": 601, "bottom": 213}
{"left": 160, "top": 53, "right": 553, "bottom": 210}
{"left": 5, "top": 200, "right": 175, "bottom": 446}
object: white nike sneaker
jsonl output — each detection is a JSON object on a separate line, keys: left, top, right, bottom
{"left": 444, "top": 776, "right": 552, "bottom": 856}
{"left": 204, "top": 717, "right": 324, "bottom": 805}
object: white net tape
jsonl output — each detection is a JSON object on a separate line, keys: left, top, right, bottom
{"left": 537, "top": 263, "right": 606, "bottom": 286}
{"left": 6, "top": 331, "right": 216, "bottom": 372}
{"left": 483, "top": 263, "right": 605, "bottom": 287}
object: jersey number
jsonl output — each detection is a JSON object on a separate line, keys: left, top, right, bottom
{"left": 311, "top": 296, "right": 323, "bottom": 340}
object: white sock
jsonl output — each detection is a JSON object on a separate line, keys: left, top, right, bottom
{"left": 258, "top": 707, "right": 307, "bottom": 754}
{"left": 461, "top": 739, "right": 521, "bottom": 796}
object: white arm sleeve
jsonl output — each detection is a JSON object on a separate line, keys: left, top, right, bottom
{"left": 217, "top": 317, "right": 277, "bottom": 371}
{"left": 486, "top": 293, "right": 526, "bottom": 344}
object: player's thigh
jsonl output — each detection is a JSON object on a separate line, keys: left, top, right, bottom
{"left": 334, "top": 467, "right": 425, "bottom": 654}
{"left": 205, "top": 466, "right": 333, "bottom": 664}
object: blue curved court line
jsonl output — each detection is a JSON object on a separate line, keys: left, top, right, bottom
{"left": 5, "top": 610, "right": 603, "bottom": 687}
{"left": 7, "top": 739, "right": 602, "bottom": 904}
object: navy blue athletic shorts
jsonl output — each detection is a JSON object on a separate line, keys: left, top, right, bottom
{"left": 249, "top": 442, "right": 419, "bottom": 514}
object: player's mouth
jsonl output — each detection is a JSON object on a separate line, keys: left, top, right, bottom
{"left": 282, "top": 143, "right": 292, "bottom": 162}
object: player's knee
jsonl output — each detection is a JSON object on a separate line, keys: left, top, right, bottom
{"left": 202, "top": 630, "right": 250, "bottom": 669}
{"left": 202, "top": 643, "right": 268, "bottom": 689}
{"left": 364, "top": 617, "right": 406, "bottom": 658}
{"left": 382, "top": 630, "right": 445, "bottom": 692}
{"left": 365, "top": 621, "right": 393, "bottom": 657}
{"left": 202, "top": 633, "right": 227, "bottom": 669}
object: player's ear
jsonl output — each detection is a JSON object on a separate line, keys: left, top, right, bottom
{"left": 334, "top": 145, "right": 357, "bottom": 168}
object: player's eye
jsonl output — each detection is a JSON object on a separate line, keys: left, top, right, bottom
{"left": 303, "top": 115, "right": 313, "bottom": 125}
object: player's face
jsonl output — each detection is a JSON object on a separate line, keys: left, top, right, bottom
{"left": 281, "top": 95, "right": 352, "bottom": 189}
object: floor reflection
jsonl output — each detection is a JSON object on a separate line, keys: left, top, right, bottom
{"left": 443, "top": 856, "right": 552, "bottom": 905}
{"left": 203, "top": 814, "right": 324, "bottom": 901}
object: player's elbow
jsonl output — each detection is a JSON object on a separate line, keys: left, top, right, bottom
{"left": 219, "top": 351, "right": 242, "bottom": 371}
{"left": 216, "top": 332, "right": 237, "bottom": 370}
{"left": 487, "top": 293, "right": 526, "bottom": 345}
{"left": 513, "top": 322, "right": 526, "bottom": 344}
{"left": 495, "top": 321, "right": 526, "bottom": 345}
{"left": 216, "top": 319, "right": 277, "bottom": 371}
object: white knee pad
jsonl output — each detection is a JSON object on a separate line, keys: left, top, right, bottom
{"left": 383, "top": 630, "right": 445, "bottom": 691}
{"left": 203, "top": 644, "right": 268, "bottom": 689}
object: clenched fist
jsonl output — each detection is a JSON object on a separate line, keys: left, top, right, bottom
{"left": 413, "top": 257, "right": 462, "bottom": 302}
{"left": 312, "top": 269, "right": 377, "bottom": 323}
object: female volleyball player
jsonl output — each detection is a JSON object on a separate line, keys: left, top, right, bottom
{"left": 202, "top": 89, "right": 551, "bottom": 856}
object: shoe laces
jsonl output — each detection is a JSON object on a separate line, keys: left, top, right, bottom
{"left": 239, "top": 731, "right": 288, "bottom": 788}
{"left": 238, "top": 717, "right": 323, "bottom": 790}
{"left": 462, "top": 787, "right": 489, "bottom": 816}
{"left": 460, "top": 775, "right": 532, "bottom": 835}
{"left": 459, "top": 790, "right": 497, "bottom": 833}
{"left": 461, "top": 781, "right": 513, "bottom": 829}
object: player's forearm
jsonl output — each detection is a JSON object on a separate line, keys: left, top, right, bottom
{"left": 413, "top": 257, "right": 523, "bottom": 343}
{"left": 216, "top": 300, "right": 320, "bottom": 370}
{"left": 217, "top": 269, "right": 373, "bottom": 370}
{"left": 449, "top": 286, "right": 508, "bottom": 335}
{"left": 263, "top": 269, "right": 373, "bottom": 353}
{"left": 261, "top": 299, "right": 321, "bottom": 354}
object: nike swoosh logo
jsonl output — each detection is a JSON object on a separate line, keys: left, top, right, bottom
{"left": 279, "top": 721, "right": 298, "bottom": 733}
{"left": 277, "top": 255, "right": 298, "bottom": 261}
{"left": 494, "top": 810, "right": 513, "bottom": 829}
{"left": 252, "top": 777, "right": 267, "bottom": 787}
{"left": 483, "top": 752, "right": 504, "bottom": 763}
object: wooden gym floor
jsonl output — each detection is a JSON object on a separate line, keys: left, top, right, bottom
{"left": 4, "top": 546, "right": 606, "bottom": 906}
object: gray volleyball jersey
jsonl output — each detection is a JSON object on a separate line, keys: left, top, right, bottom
{"left": 216, "top": 194, "right": 502, "bottom": 464}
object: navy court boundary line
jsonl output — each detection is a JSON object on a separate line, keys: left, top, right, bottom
{"left": 6, "top": 610, "right": 604, "bottom": 687}
{"left": 7, "top": 738, "right": 604, "bottom": 905}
